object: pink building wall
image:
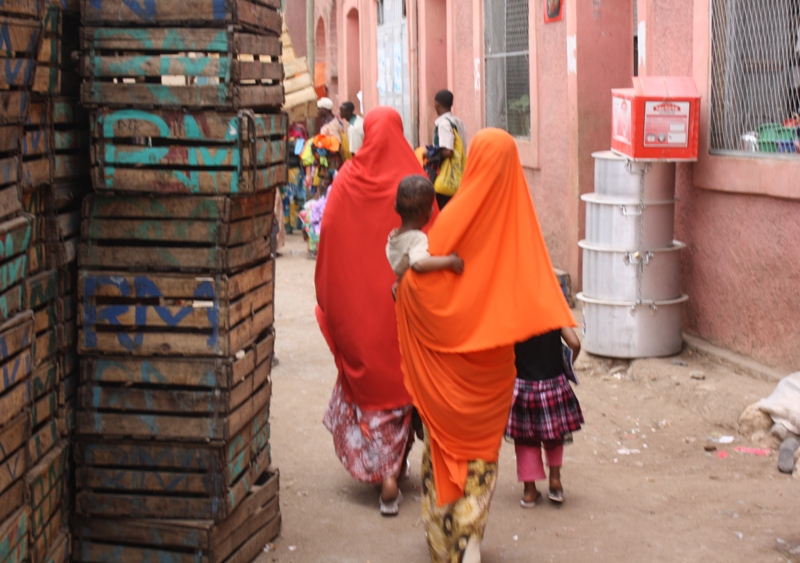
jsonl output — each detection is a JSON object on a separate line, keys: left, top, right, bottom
{"left": 284, "top": 1, "right": 307, "bottom": 58}
{"left": 641, "top": 0, "right": 800, "bottom": 371}
{"left": 312, "top": 0, "right": 800, "bottom": 370}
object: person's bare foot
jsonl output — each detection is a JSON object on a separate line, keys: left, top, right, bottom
{"left": 381, "top": 476, "right": 399, "bottom": 502}
{"left": 522, "top": 482, "right": 539, "bottom": 504}
{"left": 548, "top": 466, "right": 564, "bottom": 503}
{"left": 548, "top": 466, "right": 562, "bottom": 493}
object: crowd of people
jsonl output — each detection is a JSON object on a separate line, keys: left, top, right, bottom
{"left": 287, "top": 91, "right": 583, "bottom": 563}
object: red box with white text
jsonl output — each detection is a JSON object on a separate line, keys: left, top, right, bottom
{"left": 611, "top": 76, "right": 700, "bottom": 161}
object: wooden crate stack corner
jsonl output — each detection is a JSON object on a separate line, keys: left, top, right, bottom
{"left": 72, "top": 0, "right": 285, "bottom": 560}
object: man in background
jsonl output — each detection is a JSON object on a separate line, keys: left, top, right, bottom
{"left": 340, "top": 101, "right": 364, "bottom": 155}
{"left": 433, "top": 90, "right": 467, "bottom": 209}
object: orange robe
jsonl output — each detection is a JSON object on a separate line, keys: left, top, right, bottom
{"left": 396, "top": 128, "right": 576, "bottom": 506}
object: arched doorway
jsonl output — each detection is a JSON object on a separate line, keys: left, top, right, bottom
{"left": 376, "top": 0, "right": 412, "bottom": 142}
{"left": 315, "top": 17, "right": 327, "bottom": 98}
{"left": 345, "top": 8, "right": 361, "bottom": 107}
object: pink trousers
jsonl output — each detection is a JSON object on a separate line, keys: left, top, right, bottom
{"left": 515, "top": 441, "right": 564, "bottom": 482}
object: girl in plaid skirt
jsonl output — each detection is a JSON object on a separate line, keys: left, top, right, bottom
{"left": 506, "top": 327, "right": 584, "bottom": 507}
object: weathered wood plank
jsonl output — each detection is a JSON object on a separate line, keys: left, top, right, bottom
{"left": 98, "top": 138, "right": 284, "bottom": 168}
{"left": 39, "top": 529, "right": 69, "bottom": 563}
{"left": 31, "top": 389, "right": 56, "bottom": 427}
{"left": 34, "top": 326, "right": 55, "bottom": 365}
{"left": 82, "top": 26, "right": 229, "bottom": 52}
{"left": 0, "top": 478, "right": 23, "bottom": 524}
{"left": 0, "top": 284, "right": 23, "bottom": 323}
{"left": 0, "top": 506, "right": 29, "bottom": 563}
{"left": 78, "top": 380, "right": 270, "bottom": 442}
{"left": 0, "top": 447, "right": 25, "bottom": 496}
{"left": 79, "top": 238, "right": 269, "bottom": 271}
{"left": 81, "top": 82, "right": 283, "bottom": 110}
{"left": 0, "top": 186, "right": 19, "bottom": 224}
{"left": 0, "top": 413, "right": 27, "bottom": 465}
{"left": 20, "top": 157, "right": 50, "bottom": 188}
{"left": 53, "top": 129, "right": 88, "bottom": 151}
{"left": 30, "top": 477, "right": 64, "bottom": 537}
{"left": 30, "top": 359, "right": 55, "bottom": 399}
{"left": 81, "top": 385, "right": 233, "bottom": 415}
{"left": 0, "top": 91, "right": 29, "bottom": 124}
{"left": 0, "top": 57, "right": 36, "bottom": 88}
{"left": 81, "top": 0, "right": 280, "bottom": 32}
{"left": 0, "top": 374, "right": 29, "bottom": 430}
{"left": 0, "top": 216, "right": 31, "bottom": 262}
{"left": 86, "top": 54, "right": 234, "bottom": 79}
{"left": 92, "top": 109, "right": 287, "bottom": 140}
{"left": 32, "top": 300, "right": 56, "bottom": 333}
{"left": 75, "top": 444, "right": 271, "bottom": 522}
{"left": 0, "top": 17, "right": 41, "bottom": 56}
{"left": 0, "top": 155, "right": 18, "bottom": 186}
{"left": 27, "top": 417, "right": 57, "bottom": 465}
{"left": 72, "top": 470, "right": 279, "bottom": 562}
{"left": 0, "top": 126, "right": 19, "bottom": 156}
{"left": 80, "top": 268, "right": 228, "bottom": 301}
{"left": 31, "top": 506, "right": 67, "bottom": 563}
{"left": 25, "top": 440, "right": 66, "bottom": 508}
{"left": 80, "top": 302, "right": 227, "bottom": 330}
{"left": 23, "top": 269, "right": 57, "bottom": 309}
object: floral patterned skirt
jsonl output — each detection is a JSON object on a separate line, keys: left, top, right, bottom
{"left": 421, "top": 430, "right": 498, "bottom": 563}
{"left": 323, "top": 378, "right": 413, "bottom": 484}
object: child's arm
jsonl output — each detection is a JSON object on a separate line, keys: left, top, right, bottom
{"left": 411, "top": 253, "right": 464, "bottom": 274}
{"left": 561, "top": 327, "right": 581, "bottom": 362}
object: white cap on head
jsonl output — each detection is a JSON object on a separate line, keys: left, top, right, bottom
{"left": 317, "top": 97, "right": 334, "bottom": 110}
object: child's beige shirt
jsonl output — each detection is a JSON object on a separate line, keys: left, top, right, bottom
{"left": 386, "top": 229, "right": 429, "bottom": 277}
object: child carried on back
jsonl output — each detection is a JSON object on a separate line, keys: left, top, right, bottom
{"left": 386, "top": 175, "right": 463, "bottom": 279}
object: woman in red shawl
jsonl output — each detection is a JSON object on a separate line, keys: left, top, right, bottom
{"left": 315, "top": 106, "right": 432, "bottom": 516}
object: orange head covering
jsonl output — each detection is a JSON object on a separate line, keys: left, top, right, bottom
{"left": 396, "top": 128, "right": 575, "bottom": 505}
{"left": 315, "top": 106, "right": 433, "bottom": 411}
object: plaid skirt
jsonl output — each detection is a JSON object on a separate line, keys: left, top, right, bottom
{"left": 505, "top": 374, "right": 583, "bottom": 444}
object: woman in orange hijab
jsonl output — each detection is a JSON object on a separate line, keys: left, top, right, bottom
{"left": 316, "top": 106, "right": 433, "bottom": 515}
{"left": 396, "top": 129, "right": 575, "bottom": 561}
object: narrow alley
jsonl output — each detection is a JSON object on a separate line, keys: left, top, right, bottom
{"left": 260, "top": 234, "right": 800, "bottom": 563}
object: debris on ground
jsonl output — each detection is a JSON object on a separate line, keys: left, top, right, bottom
{"left": 734, "top": 446, "right": 772, "bottom": 457}
{"left": 778, "top": 437, "right": 800, "bottom": 473}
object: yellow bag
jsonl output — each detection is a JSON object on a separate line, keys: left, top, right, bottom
{"left": 340, "top": 129, "right": 353, "bottom": 161}
{"left": 434, "top": 123, "right": 465, "bottom": 197}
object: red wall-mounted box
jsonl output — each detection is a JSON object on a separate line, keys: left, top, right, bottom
{"left": 611, "top": 76, "right": 700, "bottom": 161}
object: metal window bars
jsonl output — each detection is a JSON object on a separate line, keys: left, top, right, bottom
{"left": 484, "top": 0, "right": 530, "bottom": 139}
{"left": 710, "top": 0, "right": 800, "bottom": 155}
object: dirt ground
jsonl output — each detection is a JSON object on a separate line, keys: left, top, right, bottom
{"left": 258, "top": 234, "right": 799, "bottom": 563}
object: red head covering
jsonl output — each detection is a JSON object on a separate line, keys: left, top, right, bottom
{"left": 396, "top": 128, "right": 576, "bottom": 505}
{"left": 315, "top": 106, "right": 431, "bottom": 411}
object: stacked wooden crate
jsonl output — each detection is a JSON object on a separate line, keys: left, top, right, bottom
{"left": 0, "top": 1, "right": 44, "bottom": 561}
{"left": 73, "top": 1, "right": 285, "bottom": 561}
{"left": 22, "top": 1, "right": 87, "bottom": 561}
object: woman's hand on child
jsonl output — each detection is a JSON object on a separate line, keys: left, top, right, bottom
{"left": 449, "top": 253, "right": 464, "bottom": 274}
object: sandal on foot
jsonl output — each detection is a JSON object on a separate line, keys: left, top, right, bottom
{"left": 380, "top": 490, "right": 404, "bottom": 517}
{"left": 548, "top": 489, "right": 564, "bottom": 504}
{"left": 399, "top": 459, "right": 411, "bottom": 480}
{"left": 519, "top": 491, "right": 542, "bottom": 509}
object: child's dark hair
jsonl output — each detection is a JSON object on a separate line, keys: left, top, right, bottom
{"left": 396, "top": 175, "right": 435, "bottom": 222}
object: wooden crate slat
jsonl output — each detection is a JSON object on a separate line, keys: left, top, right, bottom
{"left": 0, "top": 216, "right": 32, "bottom": 262}
{"left": 80, "top": 0, "right": 281, "bottom": 33}
{"left": 73, "top": 469, "right": 279, "bottom": 562}
{"left": 76, "top": 443, "right": 270, "bottom": 521}
{"left": 81, "top": 81, "right": 284, "bottom": 110}
{"left": 77, "top": 380, "right": 270, "bottom": 441}
{"left": 30, "top": 360, "right": 56, "bottom": 399}
{"left": 27, "top": 417, "right": 57, "bottom": 464}
{"left": 0, "top": 91, "right": 30, "bottom": 124}
{"left": 25, "top": 440, "right": 67, "bottom": 508}
{"left": 0, "top": 507, "right": 29, "bottom": 563}
{"left": 92, "top": 109, "right": 287, "bottom": 141}
{"left": 0, "top": 16, "right": 41, "bottom": 55}
{"left": 30, "top": 506, "right": 67, "bottom": 563}
{"left": 92, "top": 164, "right": 285, "bottom": 195}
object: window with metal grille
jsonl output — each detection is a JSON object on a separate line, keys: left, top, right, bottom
{"left": 710, "top": 0, "right": 800, "bottom": 156}
{"left": 484, "top": 0, "right": 530, "bottom": 139}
